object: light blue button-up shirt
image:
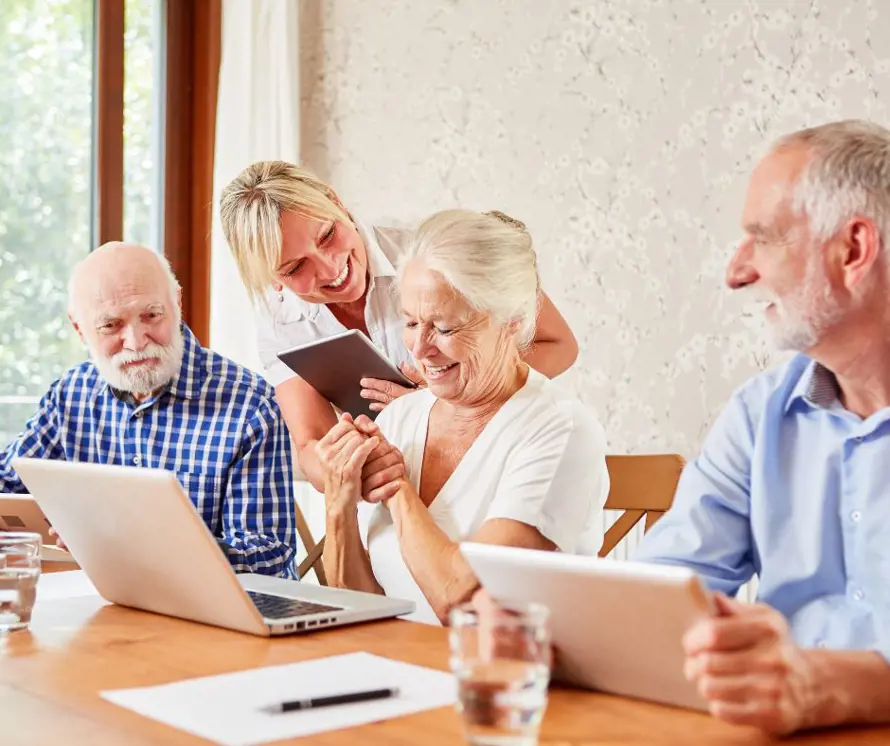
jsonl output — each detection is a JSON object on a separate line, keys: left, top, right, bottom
{"left": 636, "top": 354, "right": 890, "bottom": 659}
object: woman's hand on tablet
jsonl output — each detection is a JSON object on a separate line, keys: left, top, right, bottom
{"left": 360, "top": 363, "right": 425, "bottom": 412}
{"left": 316, "top": 413, "right": 379, "bottom": 514}
{"left": 352, "top": 415, "right": 406, "bottom": 503}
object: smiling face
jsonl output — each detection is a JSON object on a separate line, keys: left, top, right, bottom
{"left": 276, "top": 210, "right": 369, "bottom": 304}
{"left": 727, "top": 146, "right": 845, "bottom": 351}
{"left": 400, "top": 261, "right": 519, "bottom": 406}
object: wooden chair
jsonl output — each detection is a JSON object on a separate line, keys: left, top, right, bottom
{"left": 598, "top": 454, "right": 686, "bottom": 558}
{"left": 294, "top": 501, "right": 327, "bottom": 584}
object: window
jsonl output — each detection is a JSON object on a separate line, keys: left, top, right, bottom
{"left": 0, "top": 0, "right": 163, "bottom": 445}
{"left": 0, "top": 0, "right": 95, "bottom": 444}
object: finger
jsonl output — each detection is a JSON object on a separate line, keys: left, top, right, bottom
{"left": 329, "top": 430, "right": 366, "bottom": 461}
{"left": 696, "top": 672, "right": 782, "bottom": 705}
{"left": 712, "top": 592, "right": 745, "bottom": 617}
{"left": 707, "top": 699, "right": 790, "bottom": 734}
{"left": 683, "top": 612, "right": 782, "bottom": 655}
{"left": 339, "top": 412, "right": 354, "bottom": 425}
{"left": 353, "top": 414, "right": 380, "bottom": 435}
{"left": 686, "top": 649, "right": 790, "bottom": 679}
{"left": 360, "top": 387, "right": 391, "bottom": 404}
{"left": 56, "top": 538, "right": 68, "bottom": 550}
{"left": 363, "top": 447, "right": 401, "bottom": 474}
{"left": 366, "top": 480, "right": 402, "bottom": 503}
{"left": 345, "top": 436, "right": 379, "bottom": 475}
{"left": 318, "top": 419, "right": 356, "bottom": 448}
{"left": 363, "top": 463, "right": 406, "bottom": 493}
{"left": 369, "top": 402, "right": 385, "bottom": 412}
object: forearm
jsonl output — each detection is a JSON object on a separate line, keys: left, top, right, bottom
{"left": 323, "top": 507, "right": 383, "bottom": 595}
{"left": 297, "top": 440, "right": 326, "bottom": 493}
{"left": 802, "top": 650, "right": 890, "bottom": 730}
{"left": 219, "top": 532, "right": 297, "bottom": 578}
{"left": 389, "top": 484, "right": 478, "bottom": 624}
{"left": 520, "top": 339, "right": 575, "bottom": 379}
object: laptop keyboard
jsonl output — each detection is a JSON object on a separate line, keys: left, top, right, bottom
{"left": 246, "top": 591, "right": 344, "bottom": 620}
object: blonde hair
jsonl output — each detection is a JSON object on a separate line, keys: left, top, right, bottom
{"left": 219, "top": 161, "right": 349, "bottom": 304}
{"left": 402, "top": 209, "right": 540, "bottom": 348}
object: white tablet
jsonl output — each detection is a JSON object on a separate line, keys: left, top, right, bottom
{"left": 0, "top": 493, "right": 54, "bottom": 543}
{"left": 460, "top": 542, "right": 714, "bottom": 711}
{"left": 277, "top": 329, "right": 417, "bottom": 419}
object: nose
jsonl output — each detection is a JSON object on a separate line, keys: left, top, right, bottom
{"left": 122, "top": 323, "right": 149, "bottom": 351}
{"left": 725, "top": 237, "right": 760, "bottom": 290}
{"left": 314, "top": 248, "right": 340, "bottom": 282}
{"left": 410, "top": 327, "right": 439, "bottom": 361}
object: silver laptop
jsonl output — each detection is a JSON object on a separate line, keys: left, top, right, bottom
{"left": 12, "top": 457, "right": 414, "bottom": 636}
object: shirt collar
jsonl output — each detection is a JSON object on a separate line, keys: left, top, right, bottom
{"left": 277, "top": 215, "right": 395, "bottom": 321}
{"left": 785, "top": 359, "right": 841, "bottom": 413}
{"left": 95, "top": 323, "right": 205, "bottom": 405}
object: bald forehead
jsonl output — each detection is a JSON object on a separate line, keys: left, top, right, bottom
{"left": 70, "top": 244, "right": 175, "bottom": 321}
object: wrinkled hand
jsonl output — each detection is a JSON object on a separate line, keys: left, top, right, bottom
{"left": 360, "top": 363, "right": 425, "bottom": 412}
{"left": 684, "top": 594, "right": 815, "bottom": 734}
{"left": 48, "top": 526, "right": 68, "bottom": 551}
{"left": 352, "top": 415, "right": 406, "bottom": 502}
{"left": 315, "top": 413, "right": 379, "bottom": 513}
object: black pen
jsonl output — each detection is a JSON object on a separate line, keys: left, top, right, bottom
{"left": 263, "top": 687, "right": 400, "bottom": 713}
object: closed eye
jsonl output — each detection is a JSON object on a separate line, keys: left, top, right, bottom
{"left": 284, "top": 260, "right": 305, "bottom": 277}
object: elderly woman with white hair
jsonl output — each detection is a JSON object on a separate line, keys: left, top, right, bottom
{"left": 317, "top": 209, "right": 609, "bottom": 625}
{"left": 219, "top": 163, "right": 579, "bottom": 492}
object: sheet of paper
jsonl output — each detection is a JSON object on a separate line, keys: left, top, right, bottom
{"left": 36, "top": 570, "right": 103, "bottom": 603}
{"left": 101, "top": 651, "right": 457, "bottom": 746}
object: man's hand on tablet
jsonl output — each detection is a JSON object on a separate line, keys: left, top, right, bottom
{"left": 683, "top": 593, "right": 813, "bottom": 734}
{"left": 48, "top": 526, "right": 69, "bottom": 551}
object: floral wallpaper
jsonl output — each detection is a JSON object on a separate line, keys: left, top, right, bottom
{"left": 299, "top": 0, "right": 890, "bottom": 464}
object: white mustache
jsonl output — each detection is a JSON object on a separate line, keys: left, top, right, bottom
{"left": 112, "top": 345, "right": 166, "bottom": 366}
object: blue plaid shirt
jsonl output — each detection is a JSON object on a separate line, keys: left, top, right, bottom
{"left": 0, "top": 325, "right": 298, "bottom": 578}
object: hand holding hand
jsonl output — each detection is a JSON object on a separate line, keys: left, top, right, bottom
{"left": 316, "top": 413, "right": 379, "bottom": 514}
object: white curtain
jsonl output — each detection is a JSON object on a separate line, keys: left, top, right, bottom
{"left": 210, "top": 0, "right": 325, "bottom": 577}
{"left": 210, "top": 0, "right": 300, "bottom": 372}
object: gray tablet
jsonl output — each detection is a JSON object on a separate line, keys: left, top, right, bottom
{"left": 277, "top": 330, "right": 416, "bottom": 419}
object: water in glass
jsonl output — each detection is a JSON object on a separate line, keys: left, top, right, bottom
{"left": 0, "top": 532, "right": 41, "bottom": 632}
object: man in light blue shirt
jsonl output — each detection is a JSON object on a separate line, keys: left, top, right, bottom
{"left": 637, "top": 120, "right": 890, "bottom": 733}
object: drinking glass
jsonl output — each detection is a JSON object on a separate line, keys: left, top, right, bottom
{"left": 0, "top": 532, "right": 42, "bottom": 632}
{"left": 449, "top": 601, "right": 551, "bottom": 746}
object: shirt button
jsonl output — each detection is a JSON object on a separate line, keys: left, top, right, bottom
{"left": 134, "top": 410, "right": 143, "bottom": 418}
{"left": 853, "top": 589, "right": 865, "bottom": 601}
{"left": 132, "top": 456, "right": 141, "bottom": 465}
{"left": 851, "top": 510, "right": 862, "bottom": 522}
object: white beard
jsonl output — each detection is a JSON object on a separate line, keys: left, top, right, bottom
{"left": 91, "top": 325, "right": 186, "bottom": 396}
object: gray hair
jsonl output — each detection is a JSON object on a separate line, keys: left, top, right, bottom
{"left": 400, "top": 209, "right": 540, "bottom": 347}
{"left": 773, "top": 120, "right": 890, "bottom": 250}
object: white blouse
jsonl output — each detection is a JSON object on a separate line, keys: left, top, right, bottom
{"left": 254, "top": 218, "right": 415, "bottom": 387}
{"left": 358, "top": 369, "right": 610, "bottom": 625}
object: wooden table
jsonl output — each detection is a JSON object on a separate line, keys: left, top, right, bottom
{"left": 2, "top": 595, "right": 888, "bottom": 745}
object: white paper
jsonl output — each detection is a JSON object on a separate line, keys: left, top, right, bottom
{"left": 36, "top": 570, "right": 103, "bottom": 603}
{"left": 100, "top": 652, "right": 457, "bottom": 746}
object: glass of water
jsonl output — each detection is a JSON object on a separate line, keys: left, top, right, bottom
{"left": 0, "top": 532, "right": 42, "bottom": 632}
{"left": 449, "top": 600, "right": 551, "bottom": 746}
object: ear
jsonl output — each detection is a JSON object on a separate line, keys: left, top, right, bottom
{"left": 68, "top": 314, "right": 86, "bottom": 346}
{"left": 839, "top": 216, "right": 881, "bottom": 291}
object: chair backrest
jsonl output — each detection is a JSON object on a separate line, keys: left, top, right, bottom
{"left": 294, "top": 501, "right": 327, "bottom": 584}
{"left": 598, "top": 454, "right": 685, "bottom": 558}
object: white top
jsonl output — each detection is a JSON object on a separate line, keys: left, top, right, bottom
{"left": 255, "top": 218, "right": 415, "bottom": 387}
{"left": 359, "top": 369, "right": 610, "bottom": 625}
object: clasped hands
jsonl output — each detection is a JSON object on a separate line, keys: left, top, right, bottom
{"left": 316, "top": 413, "right": 406, "bottom": 511}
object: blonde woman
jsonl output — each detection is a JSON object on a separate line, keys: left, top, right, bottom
{"left": 219, "top": 162, "right": 579, "bottom": 491}
{"left": 316, "top": 209, "right": 609, "bottom": 624}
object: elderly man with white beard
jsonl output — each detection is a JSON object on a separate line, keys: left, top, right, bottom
{"left": 635, "top": 120, "right": 890, "bottom": 733}
{"left": 0, "top": 242, "right": 298, "bottom": 577}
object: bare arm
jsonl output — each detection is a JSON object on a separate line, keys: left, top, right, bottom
{"left": 274, "top": 376, "right": 338, "bottom": 492}
{"left": 317, "top": 417, "right": 383, "bottom": 595}
{"left": 387, "top": 480, "right": 555, "bottom": 625}
{"left": 522, "top": 291, "right": 578, "bottom": 378}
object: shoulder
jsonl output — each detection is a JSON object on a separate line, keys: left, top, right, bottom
{"left": 49, "top": 360, "right": 104, "bottom": 403}
{"left": 371, "top": 225, "right": 413, "bottom": 264}
{"left": 729, "top": 354, "right": 811, "bottom": 424}
{"left": 507, "top": 371, "right": 607, "bottom": 451}
{"left": 199, "top": 346, "right": 279, "bottom": 413}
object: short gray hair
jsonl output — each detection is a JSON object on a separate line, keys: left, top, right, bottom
{"left": 400, "top": 209, "right": 540, "bottom": 347}
{"left": 774, "top": 120, "right": 890, "bottom": 249}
